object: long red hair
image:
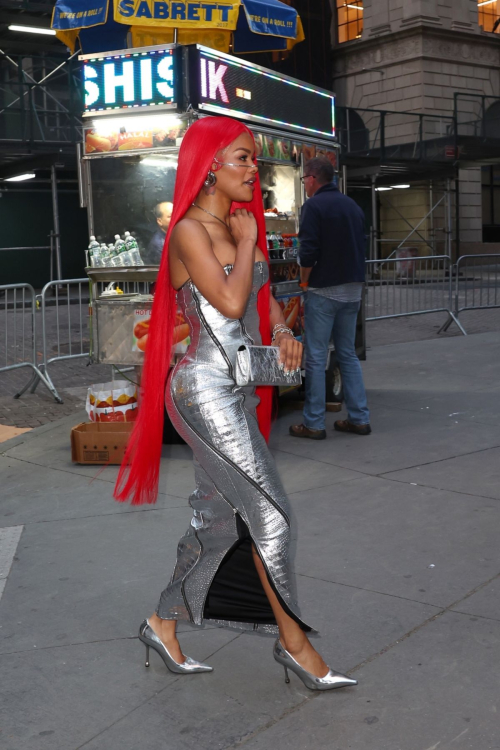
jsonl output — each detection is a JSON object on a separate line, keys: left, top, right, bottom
{"left": 114, "top": 116, "right": 272, "bottom": 506}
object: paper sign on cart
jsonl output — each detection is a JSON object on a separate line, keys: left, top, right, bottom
{"left": 132, "top": 308, "right": 152, "bottom": 352}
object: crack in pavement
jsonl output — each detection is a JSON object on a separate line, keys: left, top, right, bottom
{"left": 0, "top": 501, "right": 192, "bottom": 528}
{"left": 0, "top": 452, "right": 187, "bottom": 493}
{"left": 0, "top": 627, "right": 223, "bottom": 657}
{"left": 347, "top": 569, "right": 500, "bottom": 674}
{"left": 296, "top": 572, "right": 446, "bottom": 609}
{"left": 73, "top": 633, "right": 243, "bottom": 750}
{"left": 274, "top": 441, "right": 500, "bottom": 479}
{"left": 218, "top": 569, "right": 500, "bottom": 750}
{"left": 297, "top": 571, "right": 500, "bottom": 621}
{"left": 377, "top": 473, "right": 500, "bottom": 504}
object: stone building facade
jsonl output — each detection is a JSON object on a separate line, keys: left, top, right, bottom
{"left": 331, "top": 0, "right": 500, "bottom": 256}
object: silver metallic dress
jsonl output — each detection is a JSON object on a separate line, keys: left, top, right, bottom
{"left": 158, "top": 262, "right": 311, "bottom": 634}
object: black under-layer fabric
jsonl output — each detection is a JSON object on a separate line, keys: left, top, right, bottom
{"left": 204, "top": 515, "right": 310, "bottom": 631}
{"left": 204, "top": 516, "right": 276, "bottom": 625}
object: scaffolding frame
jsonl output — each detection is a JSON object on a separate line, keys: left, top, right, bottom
{"left": 0, "top": 48, "right": 82, "bottom": 148}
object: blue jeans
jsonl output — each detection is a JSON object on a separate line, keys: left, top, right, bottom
{"left": 303, "top": 292, "right": 370, "bottom": 431}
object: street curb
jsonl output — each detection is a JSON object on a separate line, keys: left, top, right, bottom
{"left": 0, "top": 409, "right": 87, "bottom": 455}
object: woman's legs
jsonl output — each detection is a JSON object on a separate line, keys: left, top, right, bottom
{"left": 148, "top": 613, "right": 184, "bottom": 664}
{"left": 146, "top": 548, "right": 328, "bottom": 676}
{"left": 251, "top": 545, "right": 328, "bottom": 678}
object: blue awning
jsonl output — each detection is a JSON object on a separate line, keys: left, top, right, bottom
{"left": 52, "top": 0, "right": 108, "bottom": 30}
{"left": 241, "top": 0, "right": 298, "bottom": 39}
{"left": 52, "top": 0, "right": 303, "bottom": 55}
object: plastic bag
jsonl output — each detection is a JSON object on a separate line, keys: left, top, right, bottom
{"left": 86, "top": 380, "right": 138, "bottom": 423}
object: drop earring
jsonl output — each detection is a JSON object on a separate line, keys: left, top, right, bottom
{"left": 203, "top": 170, "right": 217, "bottom": 195}
{"left": 204, "top": 171, "right": 217, "bottom": 188}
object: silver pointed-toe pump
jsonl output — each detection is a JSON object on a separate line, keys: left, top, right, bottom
{"left": 138, "top": 619, "right": 213, "bottom": 674}
{"left": 273, "top": 639, "right": 357, "bottom": 691}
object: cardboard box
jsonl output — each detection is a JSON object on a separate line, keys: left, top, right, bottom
{"left": 71, "top": 421, "right": 133, "bottom": 465}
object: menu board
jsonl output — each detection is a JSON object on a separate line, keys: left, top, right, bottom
{"left": 83, "top": 119, "right": 187, "bottom": 154}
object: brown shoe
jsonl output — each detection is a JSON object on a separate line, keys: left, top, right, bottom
{"left": 334, "top": 420, "right": 372, "bottom": 436}
{"left": 289, "top": 424, "right": 327, "bottom": 440}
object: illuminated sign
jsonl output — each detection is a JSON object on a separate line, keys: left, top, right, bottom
{"left": 79, "top": 44, "right": 336, "bottom": 141}
{"left": 115, "top": 0, "right": 239, "bottom": 27}
{"left": 81, "top": 47, "right": 177, "bottom": 116}
{"left": 192, "top": 46, "right": 335, "bottom": 139}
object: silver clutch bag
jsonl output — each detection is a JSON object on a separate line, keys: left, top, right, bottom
{"left": 234, "top": 345, "right": 302, "bottom": 387}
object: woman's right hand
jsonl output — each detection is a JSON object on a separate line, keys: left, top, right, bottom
{"left": 229, "top": 208, "right": 257, "bottom": 247}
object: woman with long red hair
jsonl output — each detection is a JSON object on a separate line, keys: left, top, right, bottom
{"left": 115, "top": 116, "right": 357, "bottom": 691}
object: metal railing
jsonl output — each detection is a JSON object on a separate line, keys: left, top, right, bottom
{"left": 33, "top": 277, "right": 147, "bottom": 401}
{"left": 2, "top": 260, "right": 500, "bottom": 405}
{"left": 454, "top": 93, "right": 500, "bottom": 140}
{"left": 31, "top": 278, "right": 90, "bottom": 402}
{"left": 440, "top": 254, "right": 500, "bottom": 335}
{"left": 365, "top": 255, "right": 466, "bottom": 334}
{"left": 337, "top": 106, "right": 456, "bottom": 163}
{"left": 0, "top": 283, "right": 59, "bottom": 400}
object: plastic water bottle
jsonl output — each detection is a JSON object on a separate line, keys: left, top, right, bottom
{"left": 87, "top": 235, "right": 101, "bottom": 267}
{"left": 108, "top": 243, "right": 123, "bottom": 267}
{"left": 113, "top": 234, "right": 133, "bottom": 266}
{"left": 124, "top": 231, "right": 144, "bottom": 266}
{"left": 99, "top": 243, "right": 112, "bottom": 266}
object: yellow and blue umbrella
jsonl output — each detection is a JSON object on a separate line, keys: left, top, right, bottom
{"left": 51, "top": 0, "right": 304, "bottom": 55}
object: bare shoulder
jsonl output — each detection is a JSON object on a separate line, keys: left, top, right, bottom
{"left": 170, "top": 218, "right": 214, "bottom": 265}
{"left": 171, "top": 217, "right": 211, "bottom": 245}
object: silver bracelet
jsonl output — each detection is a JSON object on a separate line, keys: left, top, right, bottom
{"left": 272, "top": 324, "right": 294, "bottom": 343}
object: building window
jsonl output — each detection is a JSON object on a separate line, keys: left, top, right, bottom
{"left": 478, "top": 0, "right": 500, "bottom": 33}
{"left": 336, "top": 0, "right": 363, "bottom": 43}
{"left": 482, "top": 166, "right": 500, "bottom": 242}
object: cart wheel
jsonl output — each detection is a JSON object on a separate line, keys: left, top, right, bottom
{"left": 325, "top": 356, "right": 343, "bottom": 403}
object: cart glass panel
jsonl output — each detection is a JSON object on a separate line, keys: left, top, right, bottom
{"left": 89, "top": 152, "right": 178, "bottom": 265}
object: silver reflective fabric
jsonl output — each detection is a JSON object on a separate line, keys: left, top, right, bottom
{"left": 157, "top": 262, "right": 311, "bottom": 633}
{"left": 235, "top": 345, "right": 302, "bottom": 387}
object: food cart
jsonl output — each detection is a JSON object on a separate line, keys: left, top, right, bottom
{"left": 79, "top": 43, "right": 365, "bottom": 403}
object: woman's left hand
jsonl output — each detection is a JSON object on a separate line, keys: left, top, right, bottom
{"left": 277, "top": 333, "right": 303, "bottom": 373}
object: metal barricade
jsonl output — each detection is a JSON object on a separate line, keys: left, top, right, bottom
{"left": 365, "top": 255, "right": 466, "bottom": 334}
{"left": 0, "top": 283, "right": 58, "bottom": 400}
{"left": 33, "top": 277, "right": 150, "bottom": 402}
{"left": 440, "top": 254, "right": 500, "bottom": 335}
{"left": 34, "top": 278, "right": 90, "bottom": 402}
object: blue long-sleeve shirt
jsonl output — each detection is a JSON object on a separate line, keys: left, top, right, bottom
{"left": 298, "top": 184, "right": 366, "bottom": 288}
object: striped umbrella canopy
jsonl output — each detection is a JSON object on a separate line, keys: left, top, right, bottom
{"left": 52, "top": 0, "right": 305, "bottom": 55}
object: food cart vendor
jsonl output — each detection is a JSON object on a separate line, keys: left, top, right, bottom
{"left": 144, "top": 201, "right": 173, "bottom": 265}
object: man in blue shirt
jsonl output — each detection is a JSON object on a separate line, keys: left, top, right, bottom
{"left": 290, "top": 157, "right": 371, "bottom": 440}
{"left": 143, "top": 201, "right": 173, "bottom": 265}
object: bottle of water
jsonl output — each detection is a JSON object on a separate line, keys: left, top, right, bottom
{"left": 87, "top": 235, "right": 101, "bottom": 267}
{"left": 113, "top": 234, "right": 133, "bottom": 266}
{"left": 124, "top": 231, "right": 144, "bottom": 266}
{"left": 109, "top": 243, "right": 123, "bottom": 267}
{"left": 99, "top": 243, "right": 112, "bottom": 266}
{"left": 90, "top": 246, "right": 103, "bottom": 267}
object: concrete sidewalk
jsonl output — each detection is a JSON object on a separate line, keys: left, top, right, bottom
{"left": 0, "top": 332, "right": 499, "bottom": 750}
